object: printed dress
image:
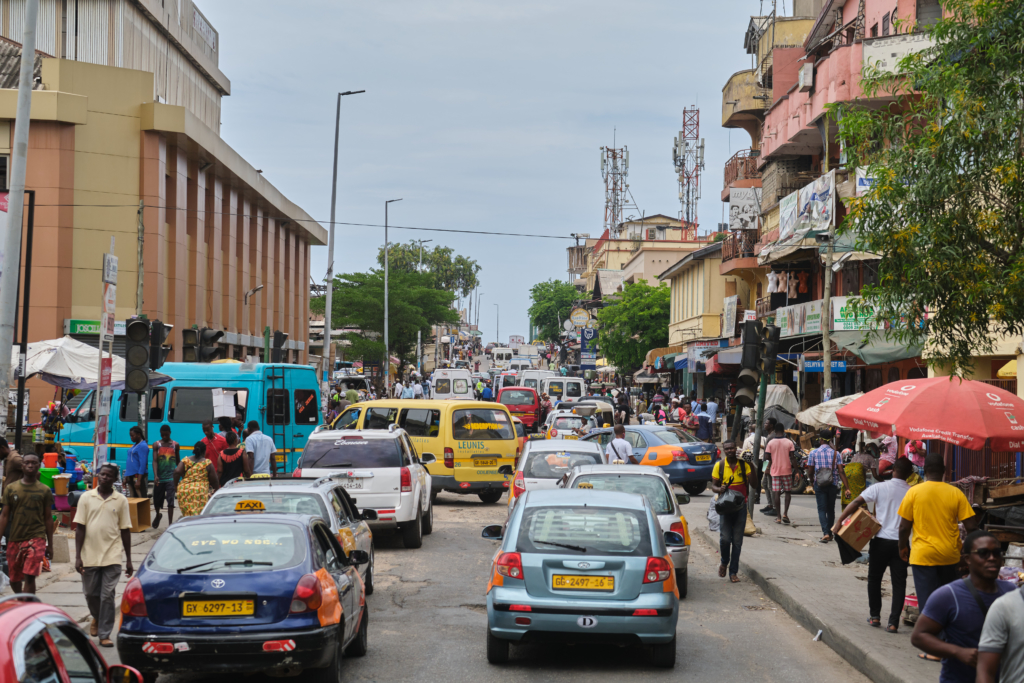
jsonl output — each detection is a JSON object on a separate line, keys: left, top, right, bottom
{"left": 177, "top": 457, "right": 211, "bottom": 517}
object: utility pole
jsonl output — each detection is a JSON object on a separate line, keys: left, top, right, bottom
{"left": 384, "top": 198, "right": 402, "bottom": 395}
{"left": 0, "top": 0, "right": 40, "bottom": 434}
{"left": 494, "top": 304, "right": 500, "bottom": 346}
{"left": 415, "top": 238, "right": 432, "bottom": 375}
{"left": 822, "top": 169, "right": 835, "bottom": 398}
{"left": 136, "top": 201, "right": 145, "bottom": 315}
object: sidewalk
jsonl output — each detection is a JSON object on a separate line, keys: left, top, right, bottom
{"left": 690, "top": 492, "right": 935, "bottom": 683}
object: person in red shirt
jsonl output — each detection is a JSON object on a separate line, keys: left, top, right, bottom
{"left": 201, "top": 421, "right": 227, "bottom": 470}
{"left": 765, "top": 423, "right": 795, "bottom": 524}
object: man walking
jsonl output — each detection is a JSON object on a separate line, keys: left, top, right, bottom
{"left": 151, "top": 425, "right": 180, "bottom": 528}
{"left": 805, "top": 428, "right": 851, "bottom": 543}
{"left": 605, "top": 424, "right": 637, "bottom": 464}
{"left": 833, "top": 457, "right": 913, "bottom": 632}
{"left": 345, "top": 386, "right": 359, "bottom": 404}
{"left": 125, "top": 426, "right": 149, "bottom": 499}
{"left": 74, "top": 462, "right": 133, "bottom": 647}
{"left": 711, "top": 441, "right": 753, "bottom": 583}
{"left": 766, "top": 422, "right": 795, "bottom": 525}
{"left": 201, "top": 421, "right": 227, "bottom": 472}
{"left": 0, "top": 453, "right": 53, "bottom": 594}
{"left": 898, "top": 454, "right": 978, "bottom": 614}
{"left": 977, "top": 569, "right": 1024, "bottom": 682}
{"left": 245, "top": 420, "right": 276, "bottom": 476}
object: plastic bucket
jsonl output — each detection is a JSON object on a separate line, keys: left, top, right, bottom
{"left": 39, "top": 467, "right": 60, "bottom": 488}
{"left": 63, "top": 455, "right": 77, "bottom": 472}
{"left": 42, "top": 452, "right": 59, "bottom": 468}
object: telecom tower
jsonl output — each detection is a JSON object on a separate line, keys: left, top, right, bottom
{"left": 672, "top": 106, "right": 705, "bottom": 240}
{"left": 600, "top": 142, "right": 634, "bottom": 238}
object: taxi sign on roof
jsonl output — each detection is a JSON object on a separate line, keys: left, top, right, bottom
{"left": 577, "top": 482, "right": 594, "bottom": 489}
{"left": 235, "top": 499, "right": 266, "bottom": 513}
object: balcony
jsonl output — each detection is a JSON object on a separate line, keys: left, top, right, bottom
{"left": 724, "top": 149, "right": 762, "bottom": 189}
{"left": 756, "top": 296, "right": 774, "bottom": 319}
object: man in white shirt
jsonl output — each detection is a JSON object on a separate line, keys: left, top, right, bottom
{"left": 605, "top": 425, "right": 637, "bottom": 464}
{"left": 412, "top": 380, "right": 424, "bottom": 399}
{"left": 244, "top": 421, "right": 276, "bottom": 476}
{"left": 393, "top": 381, "right": 404, "bottom": 399}
{"left": 832, "top": 457, "right": 913, "bottom": 630}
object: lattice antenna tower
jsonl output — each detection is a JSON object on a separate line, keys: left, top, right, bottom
{"left": 600, "top": 139, "right": 635, "bottom": 238}
{"left": 672, "top": 106, "right": 705, "bottom": 238}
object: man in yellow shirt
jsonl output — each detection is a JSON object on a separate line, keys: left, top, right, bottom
{"left": 898, "top": 454, "right": 977, "bottom": 617}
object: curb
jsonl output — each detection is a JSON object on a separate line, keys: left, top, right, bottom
{"left": 694, "top": 526, "right": 913, "bottom": 683}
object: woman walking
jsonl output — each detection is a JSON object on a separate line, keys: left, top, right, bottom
{"left": 174, "top": 441, "right": 220, "bottom": 518}
{"left": 217, "top": 431, "right": 251, "bottom": 484}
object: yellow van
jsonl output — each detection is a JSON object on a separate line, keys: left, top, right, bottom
{"left": 329, "top": 399, "right": 518, "bottom": 504}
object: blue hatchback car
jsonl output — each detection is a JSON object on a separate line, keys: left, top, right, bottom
{"left": 117, "top": 512, "right": 369, "bottom": 683}
{"left": 482, "top": 489, "right": 682, "bottom": 667}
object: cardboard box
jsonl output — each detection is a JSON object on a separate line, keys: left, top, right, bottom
{"left": 127, "top": 497, "right": 151, "bottom": 533}
{"left": 837, "top": 507, "right": 882, "bottom": 552}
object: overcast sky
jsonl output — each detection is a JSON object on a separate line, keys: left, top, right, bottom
{"left": 202, "top": 0, "right": 761, "bottom": 345}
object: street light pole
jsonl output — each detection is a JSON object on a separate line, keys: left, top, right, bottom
{"left": 323, "top": 89, "right": 365, "bottom": 399}
{"left": 384, "top": 198, "right": 403, "bottom": 395}
{"left": 495, "top": 303, "right": 500, "bottom": 346}
{"left": 415, "top": 238, "right": 432, "bottom": 375}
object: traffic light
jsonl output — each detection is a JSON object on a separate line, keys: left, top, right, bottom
{"left": 149, "top": 320, "right": 172, "bottom": 371}
{"left": 735, "top": 320, "right": 762, "bottom": 407}
{"left": 759, "top": 323, "right": 781, "bottom": 378}
{"left": 271, "top": 330, "right": 288, "bottom": 363}
{"left": 199, "top": 328, "right": 225, "bottom": 362}
{"left": 124, "top": 319, "right": 151, "bottom": 393}
{"left": 182, "top": 328, "right": 200, "bottom": 362}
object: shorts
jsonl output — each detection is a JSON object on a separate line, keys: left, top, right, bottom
{"left": 154, "top": 481, "right": 176, "bottom": 510}
{"left": 877, "top": 459, "right": 894, "bottom": 477}
{"left": 771, "top": 474, "right": 794, "bottom": 494}
{"left": 8, "top": 537, "right": 46, "bottom": 582}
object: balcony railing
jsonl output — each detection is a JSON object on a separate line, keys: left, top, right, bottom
{"left": 724, "top": 149, "right": 762, "bottom": 189}
{"left": 756, "top": 296, "right": 774, "bottom": 319}
{"left": 721, "top": 231, "right": 758, "bottom": 262}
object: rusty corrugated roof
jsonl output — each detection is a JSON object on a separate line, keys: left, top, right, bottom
{"left": 0, "top": 40, "right": 44, "bottom": 90}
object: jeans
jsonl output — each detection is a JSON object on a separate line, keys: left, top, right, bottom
{"left": 719, "top": 507, "right": 747, "bottom": 576}
{"left": 82, "top": 565, "right": 121, "bottom": 639}
{"left": 814, "top": 483, "right": 838, "bottom": 536}
{"left": 868, "top": 537, "right": 908, "bottom": 626}
{"left": 912, "top": 563, "right": 959, "bottom": 613}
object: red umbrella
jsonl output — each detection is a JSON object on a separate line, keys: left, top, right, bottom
{"left": 835, "top": 377, "right": 1024, "bottom": 451}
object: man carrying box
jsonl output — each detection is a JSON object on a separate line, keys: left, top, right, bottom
{"left": 833, "top": 457, "right": 913, "bottom": 632}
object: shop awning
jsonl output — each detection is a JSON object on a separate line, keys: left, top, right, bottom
{"left": 633, "top": 368, "right": 660, "bottom": 384}
{"left": 717, "top": 348, "right": 742, "bottom": 365}
{"left": 831, "top": 330, "right": 924, "bottom": 365}
{"left": 674, "top": 357, "right": 688, "bottom": 370}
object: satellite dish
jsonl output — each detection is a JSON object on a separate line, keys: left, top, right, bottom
{"left": 563, "top": 319, "right": 574, "bottom": 332}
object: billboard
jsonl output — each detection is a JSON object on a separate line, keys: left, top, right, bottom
{"left": 779, "top": 191, "right": 799, "bottom": 241}
{"left": 729, "top": 187, "right": 761, "bottom": 231}
{"left": 580, "top": 327, "right": 598, "bottom": 370}
{"left": 794, "top": 169, "right": 835, "bottom": 236}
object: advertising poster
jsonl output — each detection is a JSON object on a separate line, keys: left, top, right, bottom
{"left": 795, "top": 169, "right": 835, "bottom": 235}
{"left": 778, "top": 191, "right": 799, "bottom": 241}
{"left": 777, "top": 299, "right": 824, "bottom": 338}
{"left": 722, "top": 295, "right": 739, "bottom": 339}
{"left": 729, "top": 187, "right": 761, "bottom": 231}
{"left": 580, "top": 327, "right": 597, "bottom": 370}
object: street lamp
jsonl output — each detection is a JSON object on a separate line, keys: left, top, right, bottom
{"left": 494, "top": 303, "right": 500, "bottom": 346}
{"left": 384, "top": 198, "right": 403, "bottom": 394}
{"left": 323, "top": 89, "right": 365, "bottom": 394}
{"left": 415, "top": 239, "right": 432, "bottom": 375}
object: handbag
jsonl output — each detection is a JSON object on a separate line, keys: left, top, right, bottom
{"left": 715, "top": 460, "right": 748, "bottom": 515}
{"left": 814, "top": 446, "right": 838, "bottom": 487}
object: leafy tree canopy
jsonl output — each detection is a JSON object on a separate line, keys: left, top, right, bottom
{"left": 528, "top": 279, "right": 580, "bottom": 343}
{"left": 595, "top": 280, "right": 670, "bottom": 373}
{"left": 831, "top": 0, "right": 1024, "bottom": 375}
{"left": 376, "top": 242, "right": 480, "bottom": 298}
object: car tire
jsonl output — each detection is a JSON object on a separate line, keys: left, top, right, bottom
{"left": 422, "top": 500, "right": 434, "bottom": 535}
{"left": 401, "top": 507, "right": 423, "bottom": 549}
{"left": 650, "top": 636, "right": 677, "bottom": 668}
{"left": 140, "top": 672, "right": 159, "bottom": 683}
{"left": 791, "top": 471, "right": 807, "bottom": 494}
{"left": 309, "top": 628, "right": 345, "bottom": 683}
{"left": 676, "top": 569, "right": 688, "bottom": 599}
{"left": 345, "top": 607, "right": 369, "bottom": 658}
{"left": 486, "top": 630, "right": 510, "bottom": 664}
{"left": 478, "top": 490, "right": 503, "bottom": 505}
{"left": 430, "top": 489, "right": 438, "bottom": 504}
{"left": 682, "top": 481, "right": 707, "bottom": 496}
{"left": 364, "top": 547, "right": 374, "bottom": 596}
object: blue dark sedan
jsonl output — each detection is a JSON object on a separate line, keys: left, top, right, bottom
{"left": 581, "top": 425, "right": 720, "bottom": 495}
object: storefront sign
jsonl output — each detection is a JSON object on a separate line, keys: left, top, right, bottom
{"left": 776, "top": 299, "right": 824, "bottom": 338}
{"left": 686, "top": 339, "right": 728, "bottom": 371}
{"left": 65, "top": 319, "right": 127, "bottom": 336}
{"left": 569, "top": 307, "right": 590, "bottom": 327}
{"left": 831, "top": 296, "right": 876, "bottom": 331}
{"left": 580, "top": 328, "right": 597, "bottom": 370}
{"left": 802, "top": 360, "right": 847, "bottom": 372}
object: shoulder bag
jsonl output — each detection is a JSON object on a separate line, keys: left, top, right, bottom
{"left": 715, "top": 460, "right": 747, "bottom": 515}
{"left": 815, "top": 446, "right": 838, "bottom": 488}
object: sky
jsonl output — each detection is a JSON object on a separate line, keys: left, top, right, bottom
{"left": 202, "top": 0, "right": 762, "bottom": 345}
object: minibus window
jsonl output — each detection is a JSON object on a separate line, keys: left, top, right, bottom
{"left": 167, "top": 389, "right": 249, "bottom": 423}
{"left": 294, "top": 389, "right": 318, "bottom": 424}
{"left": 266, "top": 389, "right": 290, "bottom": 425}
{"left": 400, "top": 409, "right": 441, "bottom": 437}
{"left": 120, "top": 388, "right": 166, "bottom": 421}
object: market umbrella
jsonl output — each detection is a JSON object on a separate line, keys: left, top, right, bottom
{"left": 796, "top": 392, "right": 864, "bottom": 428}
{"left": 11, "top": 336, "right": 173, "bottom": 390}
{"left": 835, "top": 378, "right": 1024, "bottom": 451}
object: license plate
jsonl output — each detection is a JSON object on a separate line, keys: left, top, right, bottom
{"left": 564, "top": 435, "right": 578, "bottom": 440}
{"left": 474, "top": 459, "right": 497, "bottom": 467}
{"left": 341, "top": 478, "right": 363, "bottom": 489}
{"left": 695, "top": 455, "right": 711, "bottom": 462}
{"left": 182, "top": 599, "right": 255, "bottom": 617}
{"left": 552, "top": 574, "right": 614, "bottom": 591}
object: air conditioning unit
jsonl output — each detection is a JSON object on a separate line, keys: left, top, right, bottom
{"left": 798, "top": 63, "right": 814, "bottom": 92}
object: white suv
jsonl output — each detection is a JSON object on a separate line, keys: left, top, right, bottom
{"left": 295, "top": 427, "right": 434, "bottom": 549}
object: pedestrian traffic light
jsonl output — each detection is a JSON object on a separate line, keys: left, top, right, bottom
{"left": 271, "top": 330, "right": 288, "bottom": 363}
{"left": 149, "top": 320, "right": 173, "bottom": 371}
{"left": 735, "top": 320, "right": 762, "bottom": 407}
{"left": 198, "top": 327, "right": 224, "bottom": 363}
{"left": 124, "top": 319, "right": 151, "bottom": 393}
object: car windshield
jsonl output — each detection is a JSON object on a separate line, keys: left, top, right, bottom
{"left": 301, "top": 438, "right": 402, "bottom": 468}
{"left": 517, "top": 506, "right": 652, "bottom": 556}
{"left": 500, "top": 390, "right": 535, "bottom": 405}
{"left": 150, "top": 522, "right": 305, "bottom": 573}
{"left": 572, "top": 475, "right": 674, "bottom": 515}
{"left": 452, "top": 408, "right": 513, "bottom": 440}
{"left": 523, "top": 450, "right": 603, "bottom": 479}
{"left": 553, "top": 417, "right": 584, "bottom": 430}
{"left": 205, "top": 492, "right": 329, "bottom": 519}
{"left": 651, "top": 428, "right": 701, "bottom": 445}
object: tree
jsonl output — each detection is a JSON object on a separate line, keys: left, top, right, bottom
{"left": 311, "top": 269, "right": 460, "bottom": 366}
{"left": 831, "top": 0, "right": 1024, "bottom": 375}
{"left": 595, "top": 280, "right": 671, "bottom": 373}
{"left": 528, "top": 279, "right": 579, "bottom": 343}
{"left": 376, "top": 243, "right": 481, "bottom": 298}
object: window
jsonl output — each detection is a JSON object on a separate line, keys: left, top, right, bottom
{"left": 649, "top": 428, "right": 700, "bottom": 444}
{"left": 553, "top": 416, "right": 584, "bottom": 430}
{"left": 572, "top": 474, "right": 673, "bottom": 514}
{"left": 49, "top": 623, "right": 105, "bottom": 683}
{"left": 365, "top": 407, "right": 398, "bottom": 429}
{"left": 149, "top": 522, "right": 305, "bottom": 573}
{"left": 452, "top": 408, "right": 513, "bottom": 440}
{"left": 565, "top": 382, "right": 582, "bottom": 398}
{"left": 882, "top": 12, "right": 890, "bottom": 34}
{"left": 400, "top": 409, "right": 441, "bottom": 437}
{"left": 328, "top": 490, "right": 347, "bottom": 522}
{"left": 294, "top": 389, "right": 319, "bottom": 425}
{"left": 916, "top": 0, "right": 941, "bottom": 27}
{"left": 314, "top": 524, "right": 345, "bottom": 571}
{"left": 335, "top": 406, "right": 361, "bottom": 429}
{"left": 870, "top": 23, "right": 878, "bottom": 37}
{"left": 435, "top": 379, "right": 452, "bottom": 394}
{"left": 625, "top": 431, "right": 648, "bottom": 449}
{"left": 205, "top": 492, "right": 328, "bottom": 518}
{"left": 547, "top": 380, "right": 565, "bottom": 397}
{"left": 120, "top": 388, "right": 166, "bottom": 421}
{"left": 453, "top": 379, "right": 470, "bottom": 394}
{"left": 523, "top": 449, "right": 603, "bottom": 479}
{"left": 21, "top": 631, "right": 61, "bottom": 683}
{"left": 167, "top": 388, "right": 248, "bottom": 423}
{"left": 75, "top": 391, "right": 96, "bottom": 422}
{"left": 515, "top": 421, "right": 525, "bottom": 438}
{"left": 516, "top": 506, "right": 652, "bottom": 557}
{"left": 301, "top": 438, "right": 403, "bottom": 468}
{"left": 331, "top": 489, "right": 354, "bottom": 522}
{"left": 266, "top": 389, "right": 290, "bottom": 425}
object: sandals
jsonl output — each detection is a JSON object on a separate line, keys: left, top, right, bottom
{"left": 775, "top": 518, "right": 784, "bottom": 524}
{"left": 886, "top": 625, "right": 899, "bottom": 634}
{"left": 782, "top": 516, "right": 791, "bottom": 524}
{"left": 718, "top": 564, "right": 727, "bottom": 578}
{"left": 867, "top": 617, "right": 881, "bottom": 627}
{"left": 730, "top": 575, "right": 741, "bottom": 583}
{"left": 820, "top": 535, "right": 833, "bottom": 543}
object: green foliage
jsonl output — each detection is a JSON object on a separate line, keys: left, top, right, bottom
{"left": 528, "top": 279, "right": 580, "bottom": 343}
{"left": 595, "top": 280, "right": 671, "bottom": 373}
{"left": 376, "top": 242, "right": 480, "bottom": 298}
{"left": 310, "top": 269, "right": 459, "bottom": 364}
{"left": 830, "top": 0, "right": 1024, "bottom": 375}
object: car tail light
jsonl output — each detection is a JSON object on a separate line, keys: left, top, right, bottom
{"left": 400, "top": 467, "right": 412, "bottom": 492}
{"left": 671, "top": 449, "right": 688, "bottom": 462}
{"left": 550, "top": 429, "right": 558, "bottom": 438}
{"left": 289, "top": 574, "right": 323, "bottom": 613}
{"left": 515, "top": 616, "right": 532, "bottom": 625}
{"left": 670, "top": 521, "right": 685, "bottom": 535}
{"left": 444, "top": 447, "right": 454, "bottom": 469}
{"left": 512, "top": 471, "right": 526, "bottom": 498}
{"left": 643, "top": 557, "right": 672, "bottom": 584}
{"left": 291, "top": 468, "right": 302, "bottom": 478}
{"left": 120, "top": 577, "right": 147, "bottom": 617}
{"left": 495, "top": 552, "right": 523, "bottom": 579}
{"left": 632, "top": 608, "right": 659, "bottom": 616}
{"left": 509, "top": 604, "right": 532, "bottom": 612}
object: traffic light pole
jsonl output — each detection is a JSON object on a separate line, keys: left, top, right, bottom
{"left": 748, "top": 371, "right": 769, "bottom": 517}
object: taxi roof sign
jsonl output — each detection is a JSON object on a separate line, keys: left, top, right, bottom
{"left": 235, "top": 499, "right": 266, "bottom": 513}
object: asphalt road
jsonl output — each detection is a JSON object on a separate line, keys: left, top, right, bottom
{"left": 153, "top": 489, "right": 868, "bottom": 683}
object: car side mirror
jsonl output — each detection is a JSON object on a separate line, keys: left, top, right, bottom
{"left": 108, "top": 665, "right": 145, "bottom": 683}
{"left": 348, "top": 549, "right": 370, "bottom": 566}
{"left": 481, "top": 524, "right": 504, "bottom": 541}
{"left": 497, "top": 465, "right": 514, "bottom": 475}
{"left": 664, "top": 531, "right": 687, "bottom": 547}
{"left": 675, "top": 492, "right": 690, "bottom": 506}
{"left": 360, "top": 509, "right": 378, "bottom": 521}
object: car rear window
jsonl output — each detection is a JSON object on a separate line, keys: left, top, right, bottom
{"left": 517, "top": 506, "right": 652, "bottom": 556}
{"left": 651, "top": 428, "right": 700, "bottom": 445}
{"left": 435, "top": 379, "right": 451, "bottom": 394}
{"left": 453, "top": 379, "right": 470, "bottom": 394}
{"left": 553, "top": 416, "right": 584, "bottom": 430}
{"left": 300, "top": 437, "right": 403, "bottom": 468}
{"left": 150, "top": 522, "right": 305, "bottom": 573}
{"left": 452, "top": 409, "right": 513, "bottom": 440}
{"left": 204, "top": 492, "right": 329, "bottom": 519}
{"left": 500, "top": 390, "right": 535, "bottom": 405}
{"left": 565, "top": 382, "right": 582, "bottom": 398}
{"left": 523, "top": 450, "right": 603, "bottom": 479}
{"left": 572, "top": 475, "right": 673, "bottom": 515}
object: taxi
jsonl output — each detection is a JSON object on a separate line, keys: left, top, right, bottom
{"left": 117, "top": 507, "right": 369, "bottom": 682}
{"left": 542, "top": 410, "right": 588, "bottom": 440}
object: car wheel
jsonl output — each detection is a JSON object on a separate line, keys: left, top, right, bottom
{"left": 364, "top": 547, "right": 374, "bottom": 596}
{"left": 650, "top": 636, "right": 677, "bottom": 668}
{"left": 430, "top": 489, "right": 438, "bottom": 504}
{"left": 309, "top": 628, "right": 345, "bottom": 683}
{"left": 486, "top": 630, "right": 510, "bottom": 664}
{"left": 676, "top": 569, "right": 688, "bottom": 599}
{"left": 345, "top": 606, "right": 369, "bottom": 657}
{"left": 401, "top": 507, "right": 423, "bottom": 549}
{"left": 478, "top": 490, "right": 503, "bottom": 504}
{"left": 422, "top": 500, "right": 434, "bottom": 535}
{"left": 682, "top": 481, "right": 707, "bottom": 496}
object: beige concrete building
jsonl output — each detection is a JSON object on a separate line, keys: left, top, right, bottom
{"left": 659, "top": 242, "right": 728, "bottom": 346}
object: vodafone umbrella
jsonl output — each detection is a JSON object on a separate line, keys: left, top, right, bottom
{"left": 835, "top": 377, "right": 1024, "bottom": 451}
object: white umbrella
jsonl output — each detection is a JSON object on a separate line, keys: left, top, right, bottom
{"left": 11, "top": 336, "right": 173, "bottom": 390}
{"left": 795, "top": 392, "right": 864, "bottom": 428}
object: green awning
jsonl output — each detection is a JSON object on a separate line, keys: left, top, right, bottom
{"left": 662, "top": 353, "right": 680, "bottom": 362}
{"left": 831, "top": 330, "right": 924, "bottom": 365}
